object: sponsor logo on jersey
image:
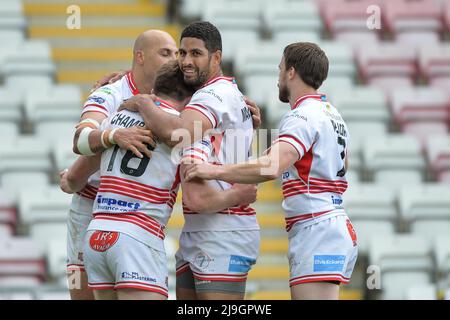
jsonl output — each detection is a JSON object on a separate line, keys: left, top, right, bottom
{"left": 89, "top": 231, "right": 119, "bottom": 252}
{"left": 98, "top": 87, "right": 113, "bottom": 95}
{"left": 331, "top": 195, "right": 343, "bottom": 205}
{"left": 96, "top": 195, "right": 141, "bottom": 211}
{"left": 121, "top": 272, "right": 156, "bottom": 283}
{"left": 313, "top": 255, "right": 346, "bottom": 272}
{"left": 288, "top": 111, "right": 307, "bottom": 122}
{"left": 88, "top": 95, "right": 106, "bottom": 104}
{"left": 228, "top": 255, "right": 256, "bottom": 273}
{"left": 282, "top": 172, "right": 290, "bottom": 179}
{"left": 241, "top": 106, "right": 252, "bottom": 122}
{"left": 197, "top": 88, "right": 223, "bottom": 102}
{"left": 110, "top": 112, "right": 145, "bottom": 128}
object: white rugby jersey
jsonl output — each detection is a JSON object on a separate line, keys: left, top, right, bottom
{"left": 273, "top": 94, "right": 349, "bottom": 232}
{"left": 181, "top": 76, "right": 259, "bottom": 232}
{"left": 71, "top": 72, "right": 140, "bottom": 214}
{"left": 88, "top": 99, "right": 180, "bottom": 251}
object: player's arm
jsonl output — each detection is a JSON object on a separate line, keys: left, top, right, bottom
{"left": 60, "top": 155, "right": 101, "bottom": 193}
{"left": 72, "top": 112, "right": 154, "bottom": 159}
{"left": 180, "top": 161, "right": 257, "bottom": 214}
{"left": 118, "top": 94, "right": 212, "bottom": 148}
{"left": 184, "top": 142, "right": 299, "bottom": 184}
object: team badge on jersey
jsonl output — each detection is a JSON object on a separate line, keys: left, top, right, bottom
{"left": 89, "top": 231, "right": 120, "bottom": 252}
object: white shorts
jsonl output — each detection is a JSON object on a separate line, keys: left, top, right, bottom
{"left": 84, "top": 230, "right": 168, "bottom": 297}
{"left": 175, "top": 230, "right": 260, "bottom": 288}
{"left": 67, "top": 208, "right": 92, "bottom": 271}
{"left": 288, "top": 214, "right": 358, "bottom": 287}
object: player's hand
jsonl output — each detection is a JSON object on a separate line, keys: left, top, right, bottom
{"left": 244, "top": 96, "right": 262, "bottom": 129}
{"left": 184, "top": 163, "right": 218, "bottom": 182}
{"left": 118, "top": 94, "right": 156, "bottom": 113}
{"left": 90, "top": 70, "right": 128, "bottom": 93}
{"left": 114, "top": 126, "right": 156, "bottom": 159}
{"left": 231, "top": 183, "right": 257, "bottom": 206}
{"left": 59, "top": 169, "right": 74, "bottom": 194}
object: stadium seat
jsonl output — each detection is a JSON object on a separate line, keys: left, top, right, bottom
{"left": 403, "top": 122, "right": 448, "bottom": 149}
{"left": 46, "top": 238, "right": 67, "bottom": 279}
{"left": 35, "top": 289, "right": 70, "bottom": 300}
{"left": 52, "top": 138, "right": 78, "bottom": 173}
{"left": 0, "top": 188, "right": 17, "bottom": 234}
{"left": 434, "top": 236, "right": 450, "bottom": 283}
{"left": 0, "top": 136, "right": 52, "bottom": 175}
{"left": 18, "top": 186, "right": 72, "bottom": 225}
{"left": 0, "top": 291, "right": 34, "bottom": 300}
{"left": 0, "top": 0, "right": 26, "bottom": 30}
{"left": 395, "top": 31, "right": 440, "bottom": 48}
{"left": 318, "top": 0, "right": 384, "bottom": 35}
{"left": 328, "top": 86, "right": 389, "bottom": 123}
{"left": 357, "top": 43, "right": 418, "bottom": 82}
{"left": 0, "top": 277, "right": 42, "bottom": 289}
{"left": 344, "top": 183, "right": 398, "bottom": 253}
{"left": 5, "top": 75, "right": 53, "bottom": 93}
{"left": 399, "top": 184, "right": 450, "bottom": 235}
{"left": 29, "top": 222, "right": 67, "bottom": 252}
{"left": 346, "top": 121, "right": 388, "bottom": 145}
{"left": 335, "top": 31, "right": 379, "bottom": 49}
{"left": 362, "top": 134, "right": 426, "bottom": 181}
{"left": 367, "top": 77, "right": 414, "bottom": 96}
{"left": 0, "top": 224, "right": 12, "bottom": 238}
{"left": 0, "top": 40, "right": 55, "bottom": 77}
{"left": 368, "top": 234, "right": 434, "bottom": 299}
{"left": 202, "top": 2, "right": 261, "bottom": 62}
{"left": 446, "top": 1, "right": 450, "bottom": 33}
{"left": 263, "top": 1, "right": 322, "bottom": 39}
{"left": 426, "top": 135, "right": 450, "bottom": 182}
{"left": 0, "top": 122, "right": 19, "bottom": 138}
{"left": 0, "top": 88, "right": 23, "bottom": 123}
{"left": 390, "top": 87, "right": 450, "bottom": 127}
{"left": 405, "top": 284, "right": 437, "bottom": 300}
{"left": 373, "top": 170, "right": 423, "bottom": 187}
{"left": 24, "top": 85, "right": 82, "bottom": 124}
{"left": 384, "top": 0, "right": 443, "bottom": 34}
{"left": 35, "top": 120, "right": 77, "bottom": 142}
{"left": 1, "top": 172, "right": 50, "bottom": 196}
{"left": 419, "top": 44, "right": 450, "bottom": 81}
{"left": 0, "top": 237, "right": 46, "bottom": 281}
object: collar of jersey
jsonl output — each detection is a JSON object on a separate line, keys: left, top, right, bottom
{"left": 201, "top": 75, "right": 236, "bottom": 88}
{"left": 154, "top": 98, "right": 177, "bottom": 111}
{"left": 126, "top": 71, "right": 140, "bottom": 95}
{"left": 291, "top": 94, "right": 327, "bottom": 110}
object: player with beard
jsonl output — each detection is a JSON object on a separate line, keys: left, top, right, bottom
{"left": 184, "top": 42, "right": 359, "bottom": 300}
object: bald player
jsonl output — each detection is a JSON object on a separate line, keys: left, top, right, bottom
{"left": 60, "top": 29, "right": 178, "bottom": 300}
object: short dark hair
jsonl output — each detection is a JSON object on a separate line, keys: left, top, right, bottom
{"left": 283, "top": 42, "right": 329, "bottom": 90}
{"left": 153, "top": 60, "right": 195, "bottom": 101}
{"left": 180, "top": 21, "right": 222, "bottom": 53}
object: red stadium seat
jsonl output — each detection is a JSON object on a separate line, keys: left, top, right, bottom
{"left": 390, "top": 87, "right": 450, "bottom": 126}
{"left": 445, "top": 1, "right": 450, "bottom": 33}
{"left": 419, "top": 44, "right": 450, "bottom": 81}
{"left": 318, "top": 0, "right": 384, "bottom": 35}
{"left": 0, "top": 237, "right": 46, "bottom": 282}
{"left": 426, "top": 135, "right": 450, "bottom": 182}
{"left": 384, "top": 0, "right": 443, "bottom": 33}
{"left": 403, "top": 122, "right": 448, "bottom": 149}
{"left": 357, "top": 43, "right": 418, "bottom": 82}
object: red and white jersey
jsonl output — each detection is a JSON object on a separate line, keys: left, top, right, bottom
{"left": 181, "top": 76, "right": 259, "bottom": 232}
{"left": 87, "top": 99, "right": 181, "bottom": 252}
{"left": 71, "top": 72, "right": 141, "bottom": 214}
{"left": 273, "top": 94, "right": 349, "bottom": 232}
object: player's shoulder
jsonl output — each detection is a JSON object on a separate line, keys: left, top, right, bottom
{"left": 88, "top": 82, "right": 122, "bottom": 101}
{"left": 193, "top": 77, "right": 236, "bottom": 101}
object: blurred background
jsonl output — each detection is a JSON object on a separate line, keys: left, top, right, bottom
{"left": 0, "top": 0, "right": 450, "bottom": 300}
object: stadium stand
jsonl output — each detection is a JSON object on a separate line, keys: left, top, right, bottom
{"left": 0, "top": 0, "right": 449, "bottom": 300}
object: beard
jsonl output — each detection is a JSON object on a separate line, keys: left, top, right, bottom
{"left": 183, "top": 69, "right": 209, "bottom": 88}
{"left": 278, "top": 84, "right": 289, "bottom": 103}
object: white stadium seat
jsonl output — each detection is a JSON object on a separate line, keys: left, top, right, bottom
{"left": 24, "top": 85, "right": 82, "bottom": 124}
{"left": 362, "top": 134, "right": 426, "bottom": 180}
{"left": 18, "top": 186, "right": 72, "bottom": 225}
{"left": 0, "top": 87, "right": 23, "bottom": 123}
{"left": 344, "top": 183, "right": 398, "bottom": 254}
{"left": 369, "top": 234, "right": 434, "bottom": 299}
{"left": 0, "top": 136, "right": 52, "bottom": 175}
{"left": 328, "top": 86, "right": 389, "bottom": 123}
{"left": 52, "top": 139, "right": 78, "bottom": 173}
{"left": 399, "top": 184, "right": 450, "bottom": 236}
{"left": 405, "top": 284, "right": 437, "bottom": 300}
{"left": 0, "top": 40, "right": 55, "bottom": 77}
